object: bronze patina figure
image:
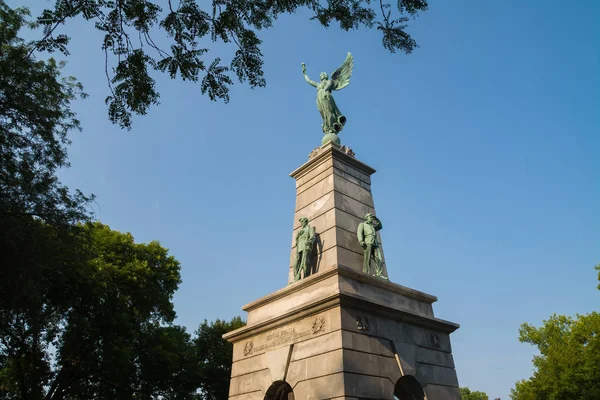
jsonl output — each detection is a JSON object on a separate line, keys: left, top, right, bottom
{"left": 357, "top": 213, "right": 386, "bottom": 279}
{"left": 294, "top": 217, "right": 316, "bottom": 281}
{"left": 302, "top": 53, "right": 354, "bottom": 145}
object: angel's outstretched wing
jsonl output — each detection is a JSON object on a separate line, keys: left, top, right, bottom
{"left": 330, "top": 52, "right": 354, "bottom": 91}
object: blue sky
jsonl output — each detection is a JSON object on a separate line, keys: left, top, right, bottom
{"left": 13, "top": 0, "right": 600, "bottom": 398}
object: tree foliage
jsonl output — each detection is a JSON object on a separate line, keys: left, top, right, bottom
{"left": 510, "top": 266, "right": 600, "bottom": 400}
{"left": 0, "top": 218, "right": 244, "bottom": 399}
{"left": 29, "top": 0, "right": 429, "bottom": 129}
{"left": 194, "top": 317, "right": 246, "bottom": 400}
{"left": 0, "top": 1, "right": 92, "bottom": 227}
{"left": 0, "top": 221, "right": 190, "bottom": 399}
{"left": 460, "top": 387, "right": 489, "bottom": 400}
{"left": 1, "top": 3, "right": 246, "bottom": 398}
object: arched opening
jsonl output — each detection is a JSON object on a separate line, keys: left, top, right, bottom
{"left": 264, "top": 380, "right": 294, "bottom": 400}
{"left": 393, "top": 376, "right": 426, "bottom": 400}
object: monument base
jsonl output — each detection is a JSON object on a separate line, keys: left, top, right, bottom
{"left": 224, "top": 266, "right": 461, "bottom": 400}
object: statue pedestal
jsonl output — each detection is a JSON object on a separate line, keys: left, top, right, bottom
{"left": 224, "top": 144, "right": 461, "bottom": 399}
{"left": 287, "top": 142, "right": 389, "bottom": 283}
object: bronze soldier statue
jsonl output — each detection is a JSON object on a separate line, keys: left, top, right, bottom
{"left": 294, "top": 217, "right": 316, "bottom": 281}
{"left": 357, "top": 213, "right": 386, "bottom": 279}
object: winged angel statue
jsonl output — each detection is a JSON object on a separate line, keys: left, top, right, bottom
{"left": 302, "top": 53, "right": 354, "bottom": 143}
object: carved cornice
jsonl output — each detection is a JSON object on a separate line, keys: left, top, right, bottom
{"left": 290, "top": 142, "right": 376, "bottom": 181}
{"left": 242, "top": 265, "right": 437, "bottom": 315}
{"left": 223, "top": 290, "right": 458, "bottom": 343}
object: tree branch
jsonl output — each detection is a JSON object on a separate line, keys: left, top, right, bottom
{"left": 27, "top": 13, "right": 70, "bottom": 58}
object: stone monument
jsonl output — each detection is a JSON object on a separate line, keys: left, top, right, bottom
{"left": 223, "top": 54, "right": 461, "bottom": 400}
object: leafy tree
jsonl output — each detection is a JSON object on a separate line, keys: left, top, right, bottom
{"left": 194, "top": 317, "right": 246, "bottom": 400}
{"left": 0, "top": 218, "right": 245, "bottom": 399}
{"left": 0, "top": 1, "right": 92, "bottom": 227}
{"left": 0, "top": 221, "right": 195, "bottom": 399}
{"left": 28, "top": 0, "right": 429, "bottom": 129}
{"left": 460, "top": 387, "right": 489, "bottom": 400}
{"left": 1, "top": 3, "right": 246, "bottom": 398}
{"left": 510, "top": 266, "right": 600, "bottom": 400}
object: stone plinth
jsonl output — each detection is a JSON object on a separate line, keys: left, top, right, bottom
{"left": 288, "top": 142, "right": 388, "bottom": 284}
{"left": 224, "top": 266, "right": 461, "bottom": 400}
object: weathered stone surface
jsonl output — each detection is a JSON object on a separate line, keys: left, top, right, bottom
{"left": 245, "top": 278, "right": 339, "bottom": 326}
{"left": 306, "top": 348, "right": 344, "bottom": 379}
{"left": 293, "top": 192, "right": 335, "bottom": 226}
{"left": 228, "top": 368, "right": 271, "bottom": 397}
{"left": 423, "top": 384, "right": 462, "bottom": 400}
{"left": 343, "top": 349, "right": 381, "bottom": 376}
{"left": 266, "top": 349, "right": 347, "bottom": 390}
{"left": 334, "top": 209, "right": 364, "bottom": 235}
{"left": 296, "top": 170, "right": 334, "bottom": 199}
{"left": 305, "top": 246, "right": 337, "bottom": 274}
{"left": 332, "top": 173, "right": 374, "bottom": 207}
{"left": 333, "top": 166, "right": 371, "bottom": 191}
{"left": 265, "top": 345, "right": 293, "bottom": 381}
{"left": 343, "top": 373, "right": 395, "bottom": 399}
{"left": 292, "top": 373, "right": 345, "bottom": 399}
{"left": 335, "top": 226, "right": 365, "bottom": 255}
{"left": 387, "top": 324, "right": 452, "bottom": 354}
{"left": 295, "top": 175, "right": 334, "bottom": 212}
{"left": 412, "top": 328, "right": 452, "bottom": 353}
{"left": 415, "top": 346, "right": 456, "bottom": 369}
{"left": 294, "top": 158, "right": 334, "bottom": 188}
{"left": 339, "top": 276, "right": 434, "bottom": 318}
{"left": 416, "top": 363, "right": 459, "bottom": 387}
{"left": 297, "top": 164, "right": 334, "bottom": 193}
{"left": 334, "top": 191, "right": 375, "bottom": 221}
{"left": 394, "top": 341, "right": 417, "bottom": 376}
{"left": 340, "top": 307, "right": 379, "bottom": 335}
{"left": 380, "top": 355, "right": 402, "bottom": 384}
{"left": 341, "top": 330, "right": 394, "bottom": 357}
{"left": 374, "top": 317, "right": 413, "bottom": 343}
{"left": 286, "top": 358, "right": 307, "bottom": 388}
{"left": 332, "top": 158, "right": 371, "bottom": 185}
{"left": 231, "top": 353, "right": 268, "bottom": 378}
{"left": 291, "top": 330, "right": 343, "bottom": 361}
{"left": 336, "top": 245, "right": 362, "bottom": 267}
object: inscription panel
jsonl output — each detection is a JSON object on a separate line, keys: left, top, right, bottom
{"left": 234, "top": 311, "right": 333, "bottom": 361}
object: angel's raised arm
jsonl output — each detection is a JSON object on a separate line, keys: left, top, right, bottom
{"left": 302, "top": 63, "right": 318, "bottom": 88}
